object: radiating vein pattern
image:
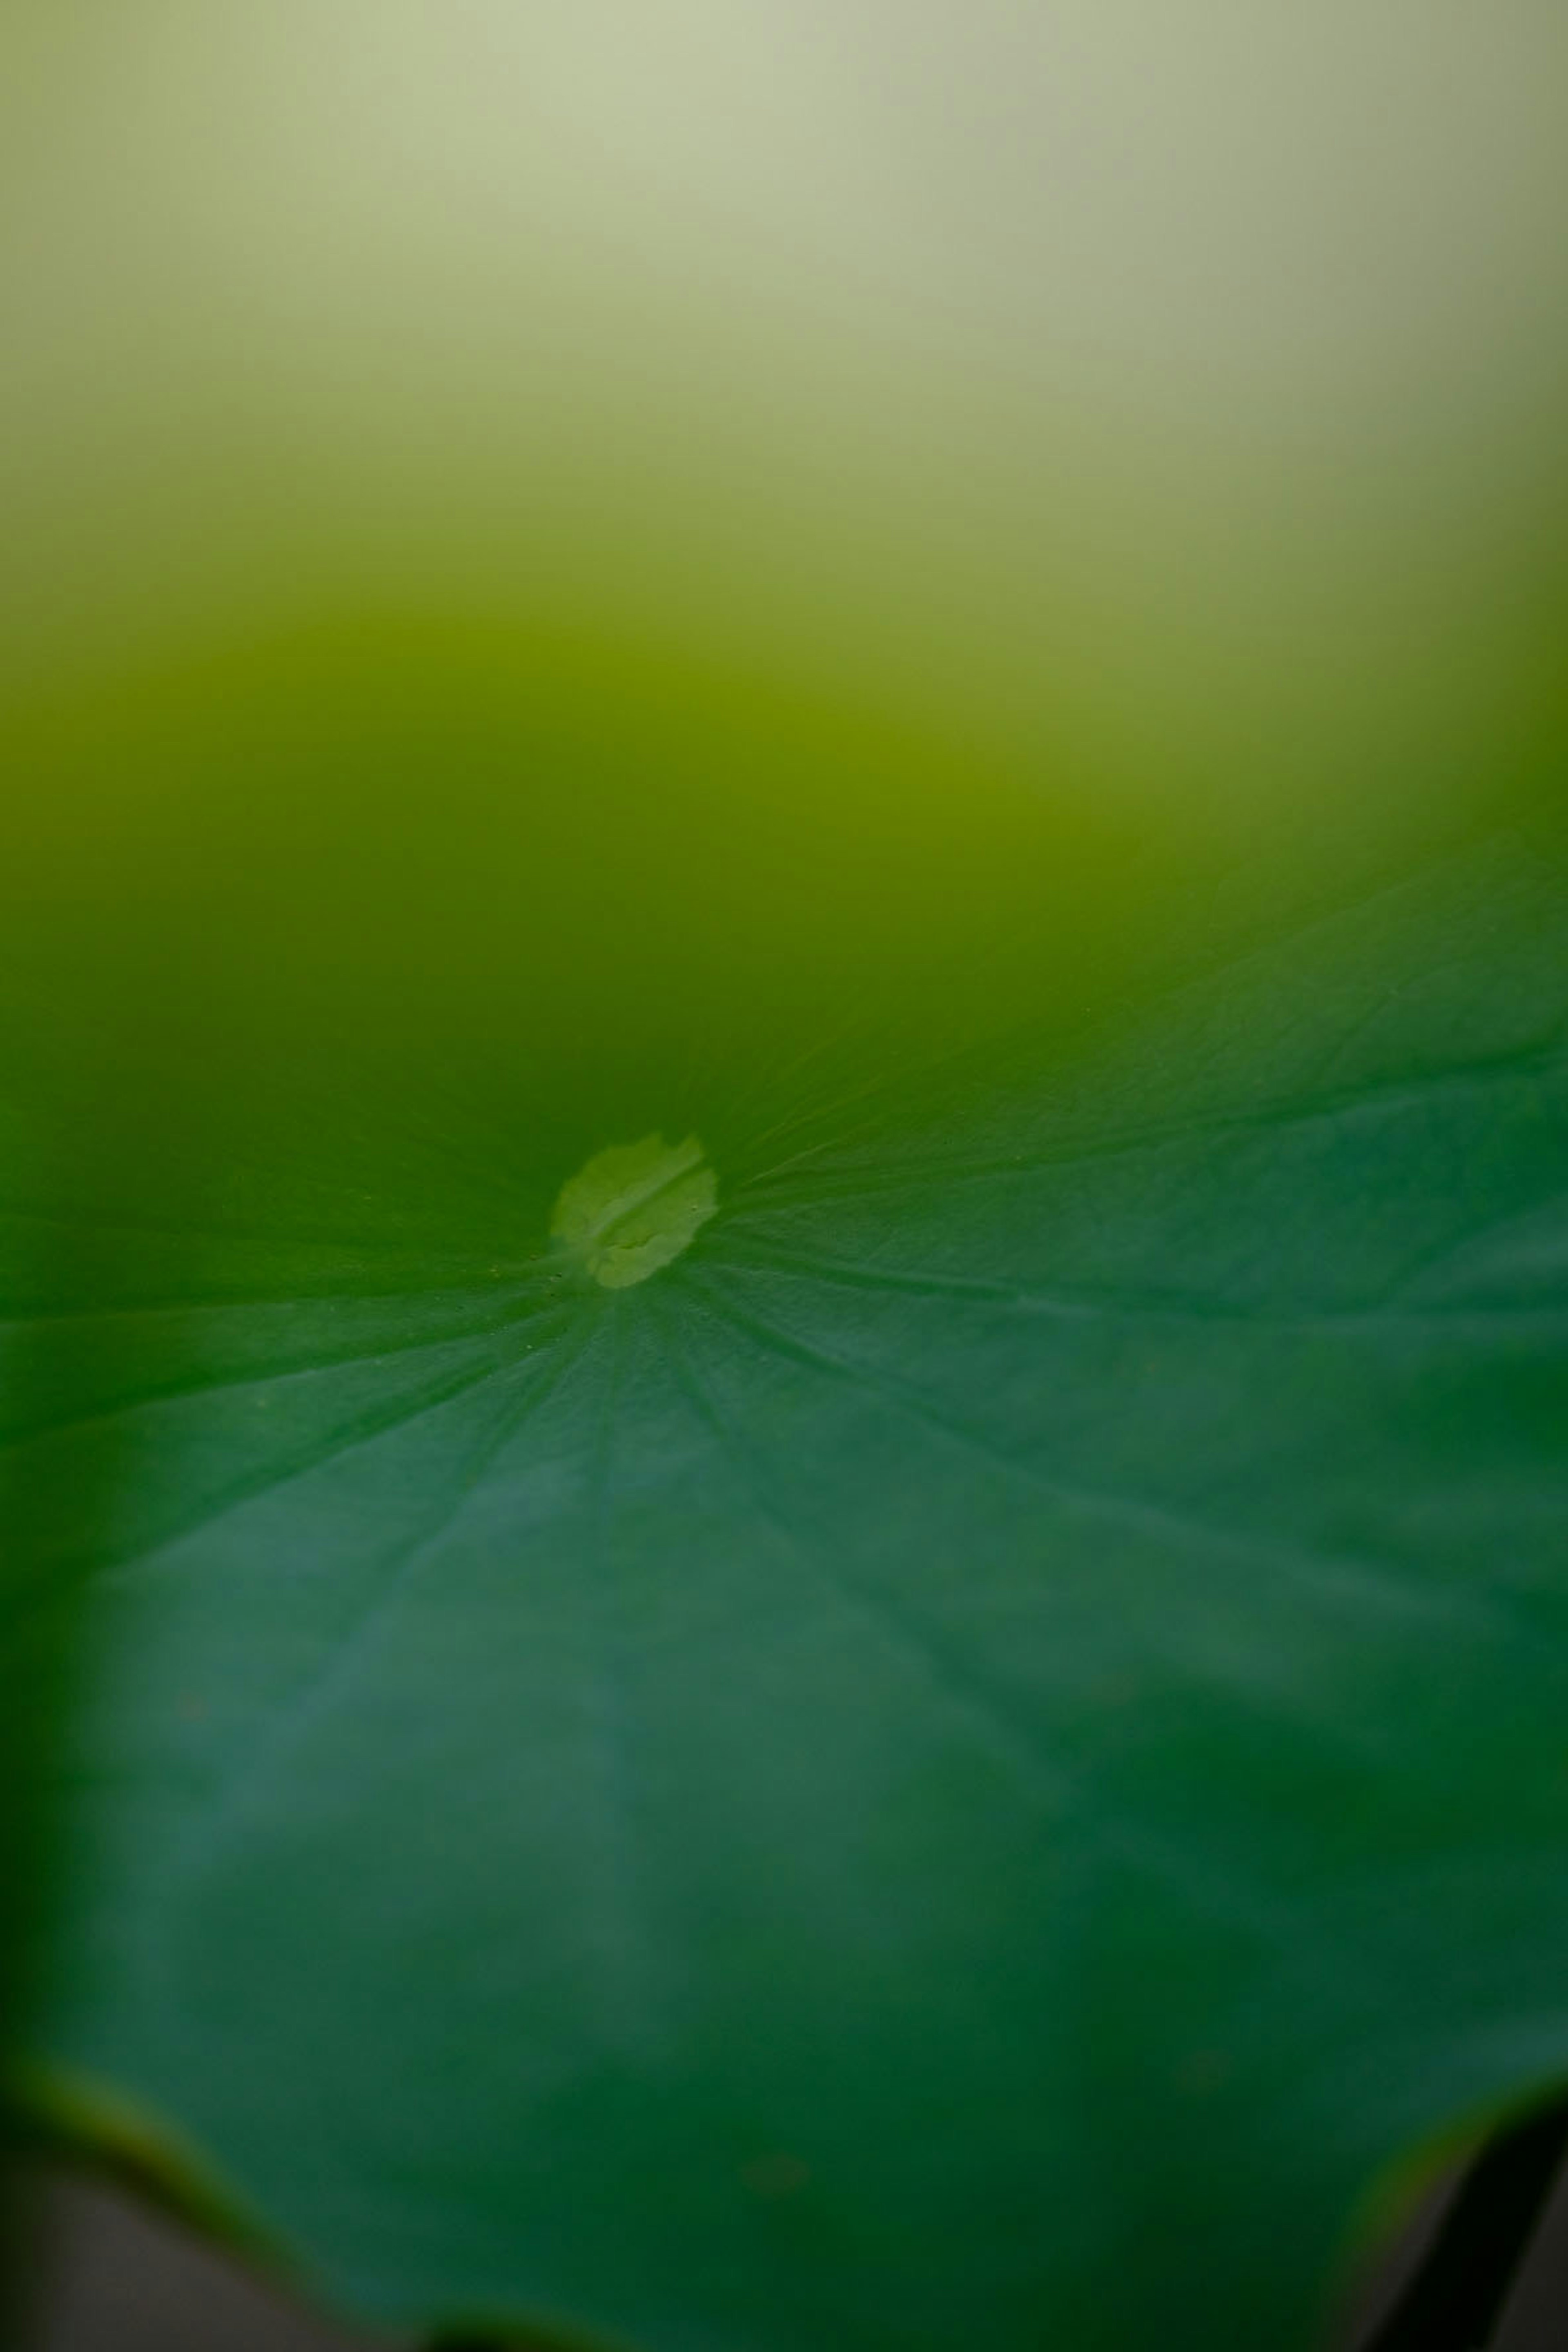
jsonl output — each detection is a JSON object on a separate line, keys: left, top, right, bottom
{"left": 7, "top": 835, "right": 1568, "bottom": 2352}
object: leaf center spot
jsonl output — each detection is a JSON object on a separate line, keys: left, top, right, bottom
{"left": 550, "top": 1132, "right": 718, "bottom": 1290}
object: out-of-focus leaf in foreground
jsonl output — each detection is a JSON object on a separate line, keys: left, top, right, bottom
{"left": 1, "top": 615, "right": 1565, "bottom": 2350}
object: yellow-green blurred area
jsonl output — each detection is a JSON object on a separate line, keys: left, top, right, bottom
{"left": 2, "top": 0, "right": 1566, "bottom": 1117}
{"left": 0, "top": 604, "right": 1185, "bottom": 1311}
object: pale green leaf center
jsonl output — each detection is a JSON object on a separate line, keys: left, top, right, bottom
{"left": 550, "top": 1132, "right": 718, "bottom": 1289}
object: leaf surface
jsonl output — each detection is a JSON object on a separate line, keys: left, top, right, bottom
{"left": 3, "top": 649, "right": 1566, "bottom": 2352}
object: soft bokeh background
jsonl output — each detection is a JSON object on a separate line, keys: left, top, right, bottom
{"left": 4, "top": 0, "right": 1567, "bottom": 840}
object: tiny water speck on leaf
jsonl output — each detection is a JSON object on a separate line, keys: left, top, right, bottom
{"left": 551, "top": 1132, "right": 718, "bottom": 1289}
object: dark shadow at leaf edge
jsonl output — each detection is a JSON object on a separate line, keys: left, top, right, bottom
{"left": 1358, "top": 2090, "right": 1568, "bottom": 2351}
{"left": 5, "top": 2061, "right": 283, "bottom": 2279}
{"left": 1325, "top": 2075, "right": 1568, "bottom": 2350}
{"left": 5, "top": 2062, "right": 646, "bottom": 2352}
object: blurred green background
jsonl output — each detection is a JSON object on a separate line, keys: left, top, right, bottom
{"left": 4, "top": 0, "right": 1567, "bottom": 842}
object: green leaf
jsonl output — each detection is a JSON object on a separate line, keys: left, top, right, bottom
{"left": 2, "top": 628, "right": 1566, "bottom": 2352}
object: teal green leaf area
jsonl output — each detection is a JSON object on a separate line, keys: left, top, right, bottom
{"left": 2, "top": 649, "right": 1567, "bottom": 2352}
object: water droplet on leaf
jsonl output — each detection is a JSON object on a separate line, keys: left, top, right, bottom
{"left": 551, "top": 1132, "right": 717, "bottom": 1289}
